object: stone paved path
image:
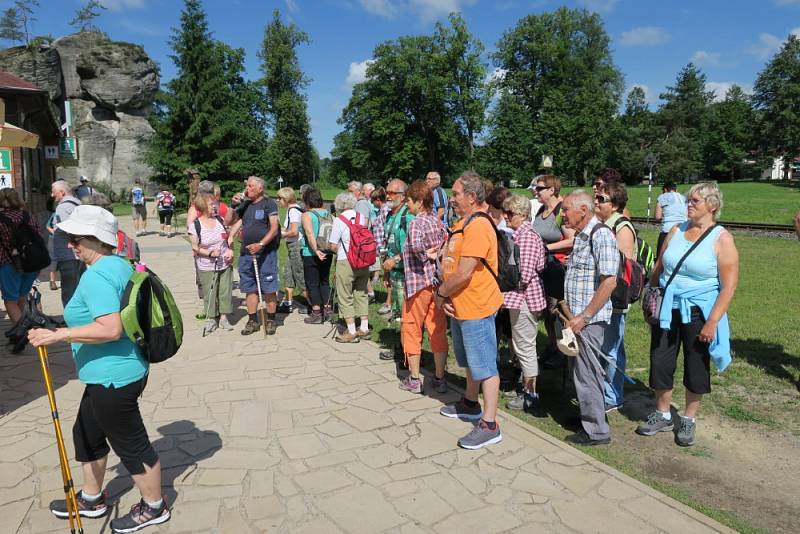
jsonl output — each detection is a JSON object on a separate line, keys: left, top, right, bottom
{"left": 1, "top": 220, "right": 734, "bottom": 533}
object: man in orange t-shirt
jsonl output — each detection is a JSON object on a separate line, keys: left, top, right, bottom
{"left": 434, "top": 171, "right": 504, "bottom": 450}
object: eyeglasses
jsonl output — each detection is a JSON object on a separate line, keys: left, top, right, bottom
{"left": 594, "top": 194, "right": 611, "bottom": 204}
{"left": 503, "top": 210, "right": 516, "bottom": 218}
{"left": 592, "top": 181, "right": 605, "bottom": 188}
{"left": 687, "top": 197, "right": 705, "bottom": 206}
{"left": 386, "top": 190, "right": 404, "bottom": 196}
{"left": 68, "top": 235, "right": 89, "bottom": 246}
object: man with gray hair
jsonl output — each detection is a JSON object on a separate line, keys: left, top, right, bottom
{"left": 50, "top": 180, "right": 83, "bottom": 308}
{"left": 435, "top": 171, "right": 505, "bottom": 449}
{"left": 561, "top": 190, "right": 619, "bottom": 446}
{"left": 228, "top": 176, "right": 281, "bottom": 335}
{"left": 425, "top": 171, "right": 448, "bottom": 223}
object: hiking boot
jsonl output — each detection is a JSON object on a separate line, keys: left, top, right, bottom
{"left": 240, "top": 319, "right": 260, "bottom": 336}
{"left": 110, "top": 498, "right": 170, "bottom": 533}
{"left": 50, "top": 490, "right": 108, "bottom": 519}
{"left": 440, "top": 399, "right": 482, "bottom": 420}
{"left": 277, "top": 301, "right": 292, "bottom": 314}
{"left": 202, "top": 319, "right": 217, "bottom": 336}
{"left": 265, "top": 320, "right": 277, "bottom": 335}
{"left": 506, "top": 392, "right": 527, "bottom": 411}
{"left": 304, "top": 312, "right": 324, "bottom": 324}
{"left": 605, "top": 403, "right": 622, "bottom": 414}
{"left": 356, "top": 329, "right": 371, "bottom": 339}
{"left": 565, "top": 429, "right": 610, "bottom": 446}
{"left": 676, "top": 416, "right": 696, "bottom": 447}
{"left": 458, "top": 420, "right": 503, "bottom": 449}
{"left": 636, "top": 411, "right": 674, "bottom": 436}
{"left": 431, "top": 377, "right": 448, "bottom": 394}
{"left": 218, "top": 317, "right": 233, "bottom": 331}
{"left": 323, "top": 304, "right": 334, "bottom": 319}
{"left": 399, "top": 376, "right": 422, "bottom": 394}
{"left": 335, "top": 331, "right": 360, "bottom": 343}
{"left": 377, "top": 303, "right": 391, "bottom": 315}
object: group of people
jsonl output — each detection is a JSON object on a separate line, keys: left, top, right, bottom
{"left": 225, "top": 169, "right": 737, "bottom": 451}
{"left": 130, "top": 178, "right": 178, "bottom": 238}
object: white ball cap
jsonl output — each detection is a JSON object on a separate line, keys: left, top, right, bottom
{"left": 56, "top": 205, "right": 118, "bottom": 248}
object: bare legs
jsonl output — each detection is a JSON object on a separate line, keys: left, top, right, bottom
{"left": 81, "top": 457, "right": 162, "bottom": 502}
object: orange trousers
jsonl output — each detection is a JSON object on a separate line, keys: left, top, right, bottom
{"left": 401, "top": 286, "right": 448, "bottom": 356}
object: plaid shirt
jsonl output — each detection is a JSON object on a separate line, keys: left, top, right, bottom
{"left": 402, "top": 212, "right": 447, "bottom": 298}
{"left": 371, "top": 203, "right": 390, "bottom": 250}
{"left": 565, "top": 216, "right": 619, "bottom": 324}
{"left": 0, "top": 209, "right": 41, "bottom": 265}
{"left": 503, "top": 221, "right": 546, "bottom": 312}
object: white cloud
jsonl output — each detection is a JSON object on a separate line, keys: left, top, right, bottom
{"left": 706, "top": 82, "right": 753, "bottom": 102}
{"left": 99, "top": 0, "right": 145, "bottom": 10}
{"left": 618, "top": 26, "right": 671, "bottom": 47}
{"left": 284, "top": 0, "right": 299, "bottom": 13}
{"left": 357, "top": 0, "right": 475, "bottom": 22}
{"left": 791, "top": 27, "right": 800, "bottom": 37}
{"left": 486, "top": 67, "right": 506, "bottom": 84}
{"left": 409, "top": 0, "right": 476, "bottom": 23}
{"left": 691, "top": 50, "right": 722, "bottom": 67}
{"left": 346, "top": 60, "right": 373, "bottom": 85}
{"left": 628, "top": 84, "right": 657, "bottom": 105}
{"left": 358, "top": 0, "right": 399, "bottom": 18}
{"left": 578, "top": 0, "right": 619, "bottom": 13}
{"left": 748, "top": 33, "right": 783, "bottom": 59}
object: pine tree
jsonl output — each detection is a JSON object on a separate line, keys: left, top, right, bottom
{"left": 258, "top": 10, "right": 315, "bottom": 187}
{"left": 612, "top": 87, "right": 658, "bottom": 183}
{"left": 70, "top": 0, "right": 106, "bottom": 33}
{"left": 147, "top": 0, "right": 269, "bottom": 186}
{"left": 655, "top": 63, "right": 714, "bottom": 182}
{"left": 704, "top": 85, "right": 756, "bottom": 181}
{"left": 752, "top": 35, "right": 800, "bottom": 179}
{"left": 0, "top": 8, "right": 24, "bottom": 44}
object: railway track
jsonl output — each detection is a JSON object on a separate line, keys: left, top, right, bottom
{"left": 629, "top": 217, "right": 795, "bottom": 234}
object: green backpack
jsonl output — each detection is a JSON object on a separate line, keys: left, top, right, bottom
{"left": 120, "top": 266, "right": 183, "bottom": 363}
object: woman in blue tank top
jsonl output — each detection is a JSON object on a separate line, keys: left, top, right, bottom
{"left": 299, "top": 187, "right": 333, "bottom": 323}
{"left": 635, "top": 182, "right": 739, "bottom": 448}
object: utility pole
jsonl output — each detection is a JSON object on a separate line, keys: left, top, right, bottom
{"left": 645, "top": 152, "right": 657, "bottom": 223}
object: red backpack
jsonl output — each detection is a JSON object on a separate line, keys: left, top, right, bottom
{"left": 337, "top": 213, "right": 377, "bottom": 269}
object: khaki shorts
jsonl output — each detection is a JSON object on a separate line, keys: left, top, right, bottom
{"left": 131, "top": 204, "right": 147, "bottom": 221}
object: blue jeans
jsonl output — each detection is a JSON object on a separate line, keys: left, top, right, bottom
{"left": 601, "top": 312, "right": 627, "bottom": 406}
{"left": 451, "top": 314, "right": 498, "bottom": 381}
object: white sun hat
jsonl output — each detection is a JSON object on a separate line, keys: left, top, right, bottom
{"left": 557, "top": 326, "right": 579, "bottom": 357}
{"left": 56, "top": 205, "right": 118, "bottom": 247}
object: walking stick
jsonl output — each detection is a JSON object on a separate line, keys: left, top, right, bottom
{"left": 37, "top": 346, "right": 84, "bottom": 534}
{"left": 252, "top": 255, "right": 268, "bottom": 337}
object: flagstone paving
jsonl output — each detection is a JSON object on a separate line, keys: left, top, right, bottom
{"left": 0, "top": 221, "right": 734, "bottom": 533}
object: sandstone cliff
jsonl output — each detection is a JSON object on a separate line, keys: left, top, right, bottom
{"left": 0, "top": 32, "right": 160, "bottom": 192}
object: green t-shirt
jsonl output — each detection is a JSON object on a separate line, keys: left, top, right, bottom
{"left": 63, "top": 255, "right": 147, "bottom": 388}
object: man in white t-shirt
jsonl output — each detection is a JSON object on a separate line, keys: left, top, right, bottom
{"left": 277, "top": 187, "right": 305, "bottom": 313}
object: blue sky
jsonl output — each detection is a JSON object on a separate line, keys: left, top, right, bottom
{"left": 25, "top": 0, "right": 800, "bottom": 156}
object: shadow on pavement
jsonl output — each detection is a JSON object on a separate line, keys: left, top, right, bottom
{"left": 98, "top": 420, "right": 222, "bottom": 531}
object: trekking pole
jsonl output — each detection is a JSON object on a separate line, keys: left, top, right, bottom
{"left": 202, "top": 257, "right": 220, "bottom": 337}
{"left": 252, "top": 255, "right": 268, "bottom": 338}
{"left": 37, "top": 345, "right": 84, "bottom": 534}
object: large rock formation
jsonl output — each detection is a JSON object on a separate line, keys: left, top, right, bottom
{"left": 0, "top": 32, "right": 159, "bottom": 192}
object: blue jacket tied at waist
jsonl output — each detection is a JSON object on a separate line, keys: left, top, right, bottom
{"left": 659, "top": 279, "right": 731, "bottom": 372}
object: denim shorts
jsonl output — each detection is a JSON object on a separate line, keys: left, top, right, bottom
{"left": 238, "top": 250, "right": 278, "bottom": 295}
{"left": 451, "top": 314, "right": 498, "bottom": 381}
{"left": 0, "top": 263, "right": 38, "bottom": 301}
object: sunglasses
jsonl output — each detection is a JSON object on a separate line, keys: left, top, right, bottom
{"left": 592, "top": 181, "right": 605, "bottom": 188}
{"left": 594, "top": 194, "right": 611, "bottom": 203}
{"left": 68, "top": 235, "right": 89, "bottom": 246}
{"left": 534, "top": 185, "right": 550, "bottom": 192}
{"left": 503, "top": 210, "right": 516, "bottom": 217}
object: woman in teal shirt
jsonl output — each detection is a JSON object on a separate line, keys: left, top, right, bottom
{"left": 29, "top": 205, "right": 170, "bottom": 533}
{"left": 299, "top": 187, "right": 333, "bottom": 323}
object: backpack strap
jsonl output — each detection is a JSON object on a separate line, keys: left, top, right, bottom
{"left": 588, "top": 222, "right": 615, "bottom": 265}
{"left": 193, "top": 218, "right": 203, "bottom": 246}
{"left": 62, "top": 199, "right": 80, "bottom": 208}
{"left": 456, "top": 212, "right": 500, "bottom": 283}
{"left": 662, "top": 225, "right": 718, "bottom": 290}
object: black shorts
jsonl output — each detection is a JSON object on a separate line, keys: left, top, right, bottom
{"left": 158, "top": 210, "right": 173, "bottom": 225}
{"left": 73, "top": 376, "right": 158, "bottom": 475}
{"left": 649, "top": 307, "right": 711, "bottom": 394}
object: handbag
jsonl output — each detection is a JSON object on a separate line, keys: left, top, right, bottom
{"left": 642, "top": 224, "right": 717, "bottom": 325}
